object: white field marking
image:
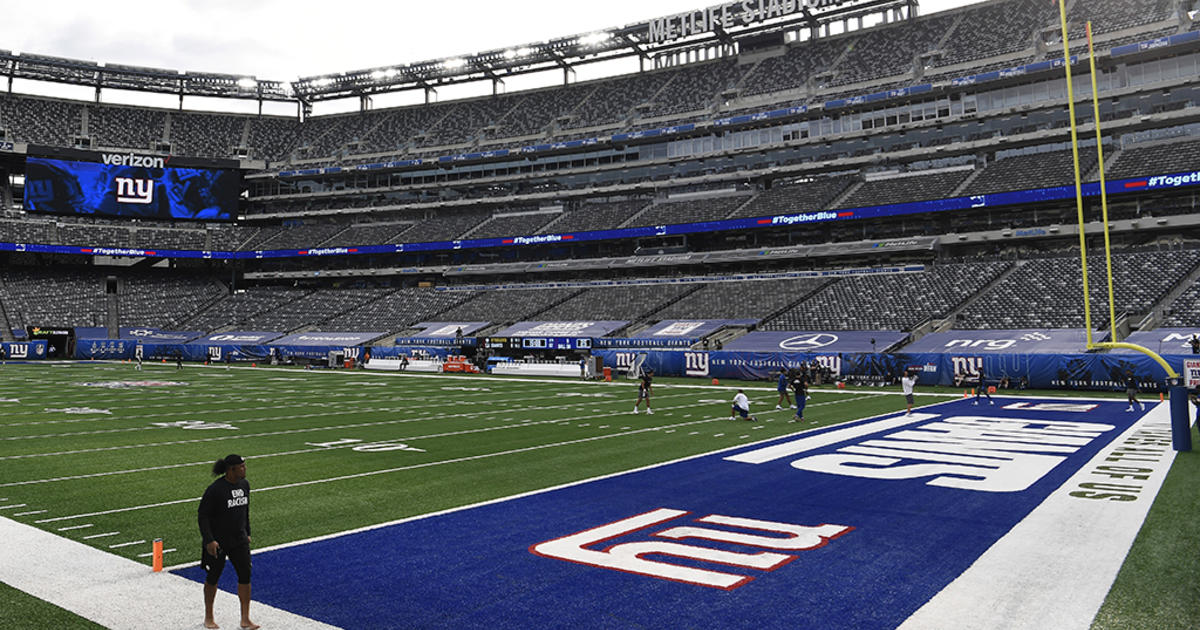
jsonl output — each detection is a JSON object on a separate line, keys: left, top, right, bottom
{"left": 724, "top": 412, "right": 940, "bottom": 464}
{"left": 182, "top": 397, "right": 970, "bottom": 565}
{"left": 713, "top": 433, "right": 725, "bottom": 437}
{"left": 13, "top": 510, "right": 46, "bottom": 516}
{"left": 136, "top": 548, "right": 175, "bottom": 557}
{"left": 57, "top": 524, "right": 93, "bottom": 531}
{"left": 82, "top": 531, "right": 120, "bottom": 540}
{"left": 41, "top": 412, "right": 736, "bottom": 525}
{"left": 0, "top": 516, "right": 339, "bottom": 630}
{"left": 3, "top": 389, "right": 707, "bottom": 463}
{"left": 897, "top": 403, "right": 1176, "bottom": 630}
{"left": 107, "top": 540, "right": 145, "bottom": 549}
{"left": 0, "top": 503, "right": 27, "bottom": 510}
{"left": 0, "top": 386, "right": 696, "bottom": 444}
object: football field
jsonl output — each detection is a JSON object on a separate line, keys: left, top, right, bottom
{"left": 0, "top": 362, "right": 1197, "bottom": 629}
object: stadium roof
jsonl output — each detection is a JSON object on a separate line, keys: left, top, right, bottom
{"left": 293, "top": 0, "right": 910, "bottom": 101}
{"left": 0, "top": 0, "right": 911, "bottom": 104}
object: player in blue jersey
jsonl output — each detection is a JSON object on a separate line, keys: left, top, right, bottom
{"left": 775, "top": 369, "right": 793, "bottom": 410}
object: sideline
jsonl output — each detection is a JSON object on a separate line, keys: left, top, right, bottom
{"left": 0, "top": 515, "right": 340, "bottom": 630}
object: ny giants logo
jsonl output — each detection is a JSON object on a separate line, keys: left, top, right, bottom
{"left": 684, "top": 352, "right": 709, "bottom": 376}
{"left": 531, "top": 508, "right": 851, "bottom": 590}
{"left": 114, "top": 177, "right": 154, "bottom": 204}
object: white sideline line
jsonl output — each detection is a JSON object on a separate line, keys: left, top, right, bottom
{"left": 0, "top": 515, "right": 340, "bottom": 630}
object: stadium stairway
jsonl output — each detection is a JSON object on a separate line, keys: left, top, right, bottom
{"left": 828, "top": 180, "right": 865, "bottom": 210}
{"left": 1139, "top": 253, "right": 1200, "bottom": 330}
{"left": 949, "top": 166, "right": 984, "bottom": 197}
{"left": 940, "top": 260, "right": 1022, "bottom": 330}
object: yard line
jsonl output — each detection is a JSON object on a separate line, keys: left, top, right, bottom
{"left": 36, "top": 413, "right": 732, "bottom": 524}
{"left": 0, "top": 386, "right": 673, "bottom": 443}
{"left": 0, "top": 503, "right": 27, "bottom": 510}
{"left": 108, "top": 540, "right": 145, "bottom": 549}
{"left": 82, "top": 531, "right": 120, "bottom": 540}
{"left": 1, "top": 390, "right": 705, "bottom": 462}
{"left": 136, "top": 548, "right": 176, "bottom": 557}
{"left": 14, "top": 510, "right": 47, "bottom": 516}
{"left": 57, "top": 524, "right": 93, "bottom": 531}
{"left": 9, "top": 391, "right": 869, "bottom": 493}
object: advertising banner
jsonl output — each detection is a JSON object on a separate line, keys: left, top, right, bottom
{"left": 723, "top": 331, "right": 908, "bottom": 353}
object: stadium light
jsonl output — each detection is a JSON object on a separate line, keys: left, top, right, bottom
{"left": 443, "top": 58, "right": 467, "bottom": 70}
{"left": 311, "top": 77, "right": 334, "bottom": 88}
{"left": 236, "top": 77, "right": 257, "bottom": 89}
{"left": 579, "top": 32, "right": 612, "bottom": 46}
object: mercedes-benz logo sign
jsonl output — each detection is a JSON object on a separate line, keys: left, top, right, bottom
{"left": 779, "top": 333, "right": 840, "bottom": 351}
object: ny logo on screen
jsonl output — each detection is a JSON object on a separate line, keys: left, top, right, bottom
{"left": 531, "top": 508, "right": 852, "bottom": 590}
{"left": 114, "top": 177, "right": 154, "bottom": 204}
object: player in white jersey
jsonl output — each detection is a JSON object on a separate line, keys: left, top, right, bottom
{"left": 901, "top": 369, "right": 918, "bottom": 415}
{"left": 730, "top": 390, "right": 757, "bottom": 422}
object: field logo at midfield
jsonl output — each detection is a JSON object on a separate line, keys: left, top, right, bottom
{"left": 727, "top": 405, "right": 1108, "bottom": 492}
{"left": 531, "top": 508, "right": 851, "bottom": 590}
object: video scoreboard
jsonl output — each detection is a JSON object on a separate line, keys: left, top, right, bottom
{"left": 23, "top": 151, "right": 241, "bottom": 221}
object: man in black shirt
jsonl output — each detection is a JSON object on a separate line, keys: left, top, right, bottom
{"left": 634, "top": 368, "right": 654, "bottom": 415}
{"left": 198, "top": 454, "right": 258, "bottom": 630}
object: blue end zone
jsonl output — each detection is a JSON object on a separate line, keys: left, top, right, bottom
{"left": 176, "top": 397, "right": 1151, "bottom": 629}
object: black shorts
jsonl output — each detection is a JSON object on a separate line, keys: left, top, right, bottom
{"left": 201, "top": 543, "right": 252, "bottom": 585}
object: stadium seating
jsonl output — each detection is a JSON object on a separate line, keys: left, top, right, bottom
{"left": 539, "top": 199, "right": 653, "bottom": 233}
{"left": 435, "top": 287, "right": 584, "bottom": 325}
{"left": 957, "top": 249, "right": 1200, "bottom": 329}
{"left": 764, "top": 261, "right": 1013, "bottom": 331}
{"left": 834, "top": 169, "right": 973, "bottom": 209}
{"left": 729, "top": 177, "right": 856, "bottom": 219}
{"left": 628, "top": 195, "right": 750, "bottom": 227}
{"left": 321, "top": 287, "right": 477, "bottom": 331}
{"left": 651, "top": 278, "right": 834, "bottom": 321}
{"left": 1107, "top": 137, "right": 1200, "bottom": 180}
{"left": 962, "top": 148, "right": 1099, "bottom": 197}
{"left": 119, "top": 273, "right": 226, "bottom": 328}
{"left": 465, "top": 210, "right": 562, "bottom": 240}
{"left": 181, "top": 285, "right": 314, "bottom": 332}
{"left": 535, "top": 284, "right": 697, "bottom": 322}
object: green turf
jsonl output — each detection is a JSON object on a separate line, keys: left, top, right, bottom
{"left": 0, "top": 363, "right": 1195, "bottom": 628}
{"left": 0, "top": 580, "right": 105, "bottom": 630}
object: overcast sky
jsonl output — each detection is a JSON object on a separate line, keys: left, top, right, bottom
{"left": 0, "top": 0, "right": 987, "bottom": 113}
